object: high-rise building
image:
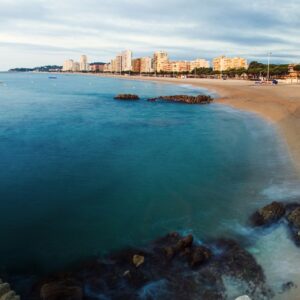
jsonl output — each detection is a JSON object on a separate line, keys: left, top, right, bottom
{"left": 153, "top": 51, "right": 169, "bottom": 72}
{"left": 213, "top": 56, "right": 248, "bottom": 72}
{"left": 80, "top": 55, "right": 89, "bottom": 71}
{"left": 121, "top": 50, "right": 132, "bottom": 72}
{"left": 62, "top": 59, "right": 74, "bottom": 72}
{"left": 140, "top": 57, "right": 153, "bottom": 73}
{"left": 190, "top": 59, "right": 210, "bottom": 71}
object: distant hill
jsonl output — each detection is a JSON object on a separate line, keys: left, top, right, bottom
{"left": 9, "top": 65, "right": 62, "bottom": 72}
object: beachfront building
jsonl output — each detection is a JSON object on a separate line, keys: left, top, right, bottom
{"left": 121, "top": 50, "right": 132, "bottom": 72}
{"left": 90, "top": 62, "right": 105, "bottom": 72}
{"left": 171, "top": 61, "right": 190, "bottom": 73}
{"left": 111, "top": 55, "right": 122, "bottom": 73}
{"left": 132, "top": 58, "right": 141, "bottom": 73}
{"left": 140, "top": 57, "right": 153, "bottom": 73}
{"left": 103, "top": 63, "right": 112, "bottom": 73}
{"left": 80, "top": 55, "right": 89, "bottom": 72}
{"left": 153, "top": 51, "right": 169, "bottom": 73}
{"left": 62, "top": 59, "right": 74, "bottom": 72}
{"left": 190, "top": 59, "right": 210, "bottom": 72}
{"left": 72, "top": 62, "right": 80, "bottom": 72}
{"left": 213, "top": 56, "right": 248, "bottom": 72}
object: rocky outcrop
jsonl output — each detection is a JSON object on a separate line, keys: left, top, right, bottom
{"left": 250, "top": 201, "right": 285, "bottom": 226}
{"left": 0, "top": 279, "right": 20, "bottom": 300}
{"left": 286, "top": 204, "right": 300, "bottom": 245}
{"left": 114, "top": 94, "right": 140, "bottom": 100}
{"left": 148, "top": 94, "right": 213, "bottom": 104}
{"left": 40, "top": 280, "right": 82, "bottom": 300}
{"left": 29, "top": 233, "right": 272, "bottom": 300}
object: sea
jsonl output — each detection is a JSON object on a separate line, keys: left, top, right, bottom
{"left": 0, "top": 72, "right": 299, "bottom": 299}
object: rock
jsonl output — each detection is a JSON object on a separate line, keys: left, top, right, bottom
{"left": 250, "top": 201, "right": 285, "bottom": 226}
{"left": 189, "top": 246, "right": 212, "bottom": 268}
{"left": 0, "top": 283, "right": 10, "bottom": 298}
{"left": 175, "top": 234, "right": 194, "bottom": 251}
{"left": 287, "top": 207, "right": 300, "bottom": 228}
{"left": 235, "top": 296, "right": 251, "bottom": 300}
{"left": 148, "top": 95, "right": 213, "bottom": 104}
{"left": 40, "top": 281, "right": 82, "bottom": 300}
{"left": 281, "top": 281, "right": 296, "bottom": 292}
{"left": 114, "top": 94, "right": 140, "bottom": 100}
{"left": 164, "top": 246, "right": 175, "bottom": 260}
{"left": 132, "top": 255, "right": 145, "bottom": 267}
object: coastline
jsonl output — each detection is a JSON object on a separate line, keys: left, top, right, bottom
{"left": 92, "top": 74, "right": 300, "bottom": 173}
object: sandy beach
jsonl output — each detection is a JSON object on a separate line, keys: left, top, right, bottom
{"left": 99, "top": 74, "right": 300, "bottom": 173}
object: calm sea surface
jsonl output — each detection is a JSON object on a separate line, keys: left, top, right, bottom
{"left": 0, "top": 73, "right": 299, "bottom": 293}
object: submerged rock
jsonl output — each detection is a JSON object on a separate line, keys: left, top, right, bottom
{"left": 235, "top": 296, "right": 251, "bottom": 300}
{"left": 114, "top": 94, "right": 140, "bottom": 100}
{"left": 40, "top": 281, "right": 82, "bottom": 300}
{"left": 250, "top": 201, "right": 285, "bottom": 226}
{"left": 148, "top": 95, "right": 213, "bottom": 104}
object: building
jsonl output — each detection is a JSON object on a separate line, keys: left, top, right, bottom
{"left": 103, "top": 63, "right": 112, "bottom": 73}
{"left": 171, "top": 61, "right": 190, "bottom": 73}
{"left": 121, "top": 50, "right": 132, "bottom": 72}
{"left": 140, "top": 57, "right": 153, "bottom": 73}
{"left": 62, "top": 59, "right": 74, "bottom": 72}
{"left": 80, "top": 55, "right": 89, "bottom": 72}
{"left": 132, "top": 58, "right": 141, "bottom": 73}
{"left": 72, "top": 62, "right": 80, "bottom": 72}
{"left": 153, "top": 51, "right": 169, "bottom": 72}
{"left": 213, "top": 56, "right": 248, "bottom": 72}
{"left": 90, "top": 62, "right": 105, "bottom": 72}
{"left": 190, "top": 59, "right": 210, "bottom": 71}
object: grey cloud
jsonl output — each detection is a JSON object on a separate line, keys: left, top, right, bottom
{"left": 0, "top": 0, "right": 299, "bottom": 69}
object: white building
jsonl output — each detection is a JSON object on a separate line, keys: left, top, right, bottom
{"left": 140, "top": 57, "right": 153, "bottom": 73}
{"left": 72, "top": 62, "right": 80, "bottom": 72}
{"left": 80, "top": 55, "right": 89, "bottom": 72}
{"left": 62, "top": 59, "right": 74, "bottom": 72}
{"left": 121, "top": 50, "right": 132, "bottom": 72}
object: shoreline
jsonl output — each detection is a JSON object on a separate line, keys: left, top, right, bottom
{"left": 93, "top": 74, "right": 300, "bottom": 174}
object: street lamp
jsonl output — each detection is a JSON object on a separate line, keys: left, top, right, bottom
{"left": 267, "top": 52, "right": 272, "bottom": 82}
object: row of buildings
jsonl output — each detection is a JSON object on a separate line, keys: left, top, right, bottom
{"left": 62, "top": 55, "right": 89, "bottom": 72}
{"left": 62, "top": 52, "right": 248, "bottom": 74}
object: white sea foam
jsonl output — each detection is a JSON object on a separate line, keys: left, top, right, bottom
{"left": 249, "top": 225, "right": 300, "bottom": 299}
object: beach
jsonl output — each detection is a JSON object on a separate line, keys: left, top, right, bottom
{"left": 102, "top": 75, "right": 300, "bottom": 173}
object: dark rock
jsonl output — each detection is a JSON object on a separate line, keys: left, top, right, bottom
{"left": 287, "top": 207, "right": 300, "bottom": 228}
{"left": 40, "top": 280, "right": 82, "bottom": 300}
{"left": 147, "top": 95, "right": 213, "bottom": 104}
{"left": 114, "top": 94, "right": 140, "bottom": 100}
{"left": 189, "top": 246, "right": 212, "bottom": 268}
{"left": 250, "top": 201, "right": 285, "bottom": 226}
{"left": 281, "top": 281, "right": 297, "bottom": 293}
{"left": 175, "top": 234, "right": 194, "bottom": 251}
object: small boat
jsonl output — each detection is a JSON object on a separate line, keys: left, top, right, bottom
{"left": 48, "top": 76, "right": 57, "bottom": 79}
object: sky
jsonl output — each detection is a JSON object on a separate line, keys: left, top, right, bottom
{"left": 0, "top": 0, "right": 299, "bottom": 70}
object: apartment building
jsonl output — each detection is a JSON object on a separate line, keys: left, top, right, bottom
{"left": 153, "top": 51, "right": 169, "bottom": 72}
{"left": 213, "top": 56, "right": 248, "bottom": 71}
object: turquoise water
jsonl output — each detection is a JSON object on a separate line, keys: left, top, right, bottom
{"left": 0, "top": 73, "right": 299, "bottom": 277}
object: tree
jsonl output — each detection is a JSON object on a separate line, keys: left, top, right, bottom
{"left": 294, "top": 65, "right": 300, "bottom": 71}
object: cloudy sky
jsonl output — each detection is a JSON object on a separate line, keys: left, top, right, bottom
{"left": 0, "top": 0, "right": 299, "bottom": 70}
